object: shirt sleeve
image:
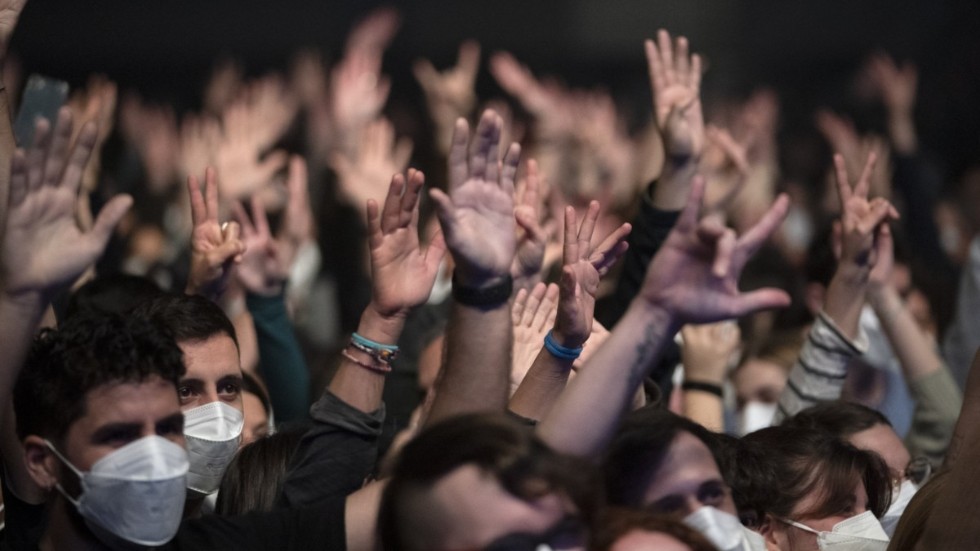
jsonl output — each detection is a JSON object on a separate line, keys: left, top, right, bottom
{"left": 275, "top": 390, "right": 385, "bottom": 510}
{"left": 773, "top": 313, "right": 868, "bottom": 423}
{"left": 904, "top": 366, "right": 963, "bottom": 466}
{"left": 246, "top": 291, "right": 313, "bottom": 423}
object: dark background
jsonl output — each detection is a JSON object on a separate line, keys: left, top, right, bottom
{"left": 12, "top": 0, "right": 980, "bottom": 173}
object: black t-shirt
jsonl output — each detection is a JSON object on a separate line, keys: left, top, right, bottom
{"left": 0, "top": 478, "right": 46, "bottom": 551}
{"left": 168, "top": 500, "right": 346, "bottom": 550}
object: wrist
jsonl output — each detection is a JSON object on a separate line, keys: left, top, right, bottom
{"left": 1, "top": 288, "right": 47, "bottom": 315}
{"left": 550, "top": 326, "right": 587, "bottom": 350}
{"left": 359, "top": 302, "right": 407, "bottom": 345}
{"left": 627, "top": 298, "right": 681, "bottom": 339}
{"left": 452, "top": 268, "right": 510, "bottom": 290}
{"left": 832, "top": 261, "right": 871, "bottom": 288}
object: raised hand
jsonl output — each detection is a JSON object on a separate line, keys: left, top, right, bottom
{"left": 184, "top": 167, "right": 245, "bottom": 297}
{"left": 832, "top": 152, "right": 898, "bottom": 275}
{"left": 511, "top": 282, "right": 559, "bottom": 392}
{"left": 367, "top": 168, "right": 447, "bottom": 318}
{"left": 681, "top": 321, "right": 740, "bottom": 385}
{"left": 330, "top": 50, "right": 391, "bottom": 139}
{"left": 280, "top": 155, "right": 315, "bottom": 258}
{"left": 645, "top": 29, "right": 704, "bottom": 161}
{"left": 641, "top": 175, "right": 791, "bottom": 325}
{"left": 232, "top": 196, "right": 289, "bottom": 297}
{"left": 0, "top": 0, "right": 26, "bottom": 57}
{"left": 414, "top": 41, "right": 481, "bottom": 149}
{"left": 1, "top": 108, "right": 132, "bottom": 297}
{"left": 511, "top": 158, "right": 550, "bottom": 290}
{"left": 867, "top": 53, "right": 918, "bottom": 117}
{"left": 552, "top": 201, "right": 631, "bottom": 348}
{"left": 489, "top": 51, "right": 574, "bottom": 139}
{"left": 330, "top": 117, "right": 412, "bottom": 211}
{"left": 701, "top": 125, "right": 750, "bottom": 212}
{"left": 430, "top": 110, "right": 521, "bottom": 287}
{"left": 215, "top": 100, "right": 289, "bottom": 200}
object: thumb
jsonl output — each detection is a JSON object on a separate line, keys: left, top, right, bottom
{"left": 89, "top": 194, "right": 133, "bottom": 245}
{"left": 730, "top": 288, "right": 791, "bottom": 318}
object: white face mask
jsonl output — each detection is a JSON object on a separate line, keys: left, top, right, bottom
{"left": 738, "top": 401, "right": 777, "bottom": 436}
{"left": 183, "top": 401, "right": 244, "bottom": 495}
{"left": 781, "top": 510, "right": 889, "bottom": 550}
{"left": 684, "top": 506, "right": 766, "bottom": 551}
{"left": 46, "top": 435, "right": 188, "bottom": 546}
{"left": 880, "top": 479, "right": 917, "bottom": 537}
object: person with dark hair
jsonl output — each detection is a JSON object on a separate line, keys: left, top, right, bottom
{"left": 379, "top": 413, "right": 597, "bottom": 551}
{"left": 782, "top": 401, "right": 932, "bottom": 536}
{"left": 215, "top": 426, "right": 305, "bottom": 516}
{"left": 591, "top": 508, "right": 718, "bottom": 551}
{"left": 240, "top": 370, "right": 274, "bottom": 445}
{"left": 130, "top": 292, "right": 246, "bottom": 510}
{"left": 603, "top": 406, "right": 765, "bottom": 551}
{"left": 62, "top": 273, "right": 164, "bottom": 320}
{"left": 734, "top": 426, "right": 893, "bottom": 550}
{"left": 16, "top": 312, "right": 190, "bottom": 549}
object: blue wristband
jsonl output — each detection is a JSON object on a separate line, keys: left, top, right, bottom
{"left": 351, "top": 332, "right": 399, "bottom": 352}
{"left": 544, "top": 330, "right": 583, "bottom": 361}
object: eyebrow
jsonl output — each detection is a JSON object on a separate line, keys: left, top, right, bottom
{"left": 91, "top": 422, "right": 143, "bottom": 444}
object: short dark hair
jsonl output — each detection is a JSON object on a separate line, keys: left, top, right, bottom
{"left": 130, "top": 293, "right": 238, "bottom": 349}
{"left": 603, "top": 406, "right": 725, "bottom": 507}
{"left": 64, "top": 273, "right": 164, "bottom": 319}
{"left": 731, "top": 426, "right": 892, "bottom": 526}
{"left": 590, "top": 508, "right": 717, "bottom": 551}
{"left": 215, "top": 425, "right": 305, "bottom": 516}
{"left": 379, "top": 413, "right": 598, "bottom": 551}
{"left": 14, "top": 311, "right": 185, "bottom": 443}
{"left": 781, "top": 400, "right": 891, "bottom": 439}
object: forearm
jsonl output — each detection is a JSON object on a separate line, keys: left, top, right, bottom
{"left": 651, "top": 160, "right": 697, "bottom": 211}
{"left": 328, "top": 303, "right": 405, "bottom": 414}
{"left": 869, "top": 285, "right": 942, "bottom": 381}
{"left": 425, "top": 300, "right": 512, "bottom": 425}
{"left": 246, "top": 291, "right": 311, "bottom": 422}
{"left": 508, "top": 346, "right": 573, "bottom": 422}
{"left": 0, "top": 291, "right": 48, "bottom": 503}
{"left": 682, "top": 389, "right": 724, "bottom": 433}
{"left": 822, "top": 264, "right": 868, "bottom": 341}
{"left": 887, "top": 110, "right": 917, "bottom": 156}
{"left": 0, "top": 86, "right": 13, "bottom": 241}
{"left": 773, "top": 313, "right": 865, "bottom": 423}
{"left": 538, "top": 301, "right": 676, "bottom": 458}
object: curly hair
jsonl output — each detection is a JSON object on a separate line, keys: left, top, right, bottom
{"left": 14, "top": 311, "right": 185, "bottom": 443}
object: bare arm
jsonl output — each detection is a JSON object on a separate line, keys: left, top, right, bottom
{"left": 539, "top": 176, "right": 791, "bottom": 458}
{"left": 425, "top": 111, "right": 522, "bottom": 425}
{"left": 0, "top": 109, "right": 131, "bottom": 501}
{"left": 509, "top": 202, "right": 630, "bottom": 421}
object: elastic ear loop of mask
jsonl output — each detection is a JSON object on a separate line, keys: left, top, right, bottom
{"left": 43, "top": 439, "right": 84, "bottom": 508}
{"left": 777, "top": 517, "right": 821, "bottom": 535}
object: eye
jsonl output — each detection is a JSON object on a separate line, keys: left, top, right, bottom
{"left": 648, "top": 495, "right": 686, "bottom": 515}
{"left": 178, "top": 386, "right": 194, "bottom": 399}
{"left": 218, "top": 381, "right": 241, "bottom": 397}
{"left": 697, "top": 481, "right": 728, "bottom": 506}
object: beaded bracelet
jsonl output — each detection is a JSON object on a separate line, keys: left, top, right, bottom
{"left": 341, "top": 349, "right": 393, "bottom": 374}
{"left": 543, "top": 330, "right": 583, "bottom": 361}
{"left": 350, "top": 332, "right": 400, "bottom": 363}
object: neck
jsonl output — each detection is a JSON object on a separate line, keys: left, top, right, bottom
{"left": 183, "top": 493, "right": 205, "bottom": 519}
{"left": 40, "top": 496, "right": 107, "bottom": 551}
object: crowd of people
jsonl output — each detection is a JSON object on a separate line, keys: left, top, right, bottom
{"left": 2, "top": 1, "right": 980, "bottom": 549}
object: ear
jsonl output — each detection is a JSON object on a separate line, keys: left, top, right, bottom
{"left": 759, "top": 514, "right": 781, "bottom": 551}
{"left": 22, "top": 435, "right": 61, "bottom": 492}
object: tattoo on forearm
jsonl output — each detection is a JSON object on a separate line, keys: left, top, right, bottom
{"left": 629, "top": 321, "right": 665, "bottom": 387}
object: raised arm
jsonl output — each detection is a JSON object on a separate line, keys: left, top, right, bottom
{"left": 0, "top": 109, "right": 131, "bottom": 502}
{"left": 508, "top": 201, "right": 630, "bottom": 421}
{"left": 183, "top": 167, "right": 246, "bottom": 298}
{"left": 424, "top": 110, "right": 521, "bottom": 425}
{"left": 0, "top": 0, "right": 26, "bottom": 240}
{"left": 774, "top": 152, "right": 899, "bottom": 420}
{"left": 277, "top": 167, "right": 445, "bottom": 510}
{"left": 538, "top": 176, "right": 790, "bottom": 458}
{"left": 866, "top": 224, "right": 961, "bottom": 464}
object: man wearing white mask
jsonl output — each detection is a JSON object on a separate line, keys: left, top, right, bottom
{"left": 15, "top": 313, "right": 192, "bottom": 549}
{"left": 131, "top": 294, "right": 246, "bottom": 509}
